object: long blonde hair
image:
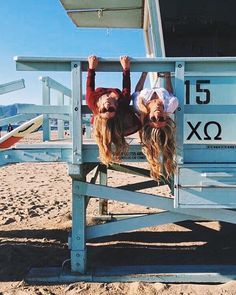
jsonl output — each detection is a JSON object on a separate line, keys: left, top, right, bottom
{"left": 93, "top": 112, "right": 129, "bottom": 165}
{"left": 138, "top": 96, "right": 177, "bottom": 180}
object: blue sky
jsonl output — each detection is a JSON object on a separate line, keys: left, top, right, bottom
{"left": 0, "top": 1, "right": 146, "bottom": 105}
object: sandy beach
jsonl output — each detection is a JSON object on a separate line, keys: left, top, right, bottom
{"left": 1, "top": 132, "right": 236, "bottom": 294}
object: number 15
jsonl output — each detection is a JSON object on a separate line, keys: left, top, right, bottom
{"left": 185, "top": 80, "right": 211, "bottom": 104}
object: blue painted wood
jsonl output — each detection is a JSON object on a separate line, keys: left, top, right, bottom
{"left": 86, "top": 211, "right": 197, "bottom": 239}
{"left": 40, "top": 76, "right": 72, "bottom": 98}
{"left": 81, "top": 142, "right": 145, "bottom": 163}
{"left": 15, "top": 56, "right": 236, "bottom": 73}
{"left": 17, "top": 105, "right": 71, "bottom": 114}
{"left": 40, "top": 76, "right": 73, "bottom": 141}
{"left": 12, "top": 56, "right": 236, "bottom": 281}
{"left": 71, "top": 61, "right": 82, "bottom": 164}
{"left": 57, "top": 92, "right": 65, "bottom": 139}
{"left": 62, "top": 0, "right": 144, "bottom": 29}
{"left": 26, "top": 265, "right": 236, "bottom": 283}
{"left": 42, "top": 78, "right": 50, "bottom": 141}
{"left": 76, "top": 181, "right": 236, "bottom": 224}
{"left": 0, "top": 79, "right": 25, "bottom": 95}
{"left": 71, "top": 179, "right": 87, "bottom": 273}
{"left": 176, "top": 165, "right": 236, "bottom": 208}
{"left": 175, "top": 62, "right": 185, "bottom": 163}
{"left": 0, "top": 114, "right": 36, "bottom": 126}
{"left": 76, "top": 181, "right": 173, "bottom": 210}
{"left": 61, "top": 0, "right": 143, "bottom": 10}
{"left": 185, "top": 105, "right": 236, "bottom": 114}
{"left": 99, "top": 165, "right": 108, "bottom": 215}
{"left": 147, "top": 0, "right": 165, "bottom": 57}
{"left": 0, "top": 146, "right": 72, "bottom": 166}
{"left": 184, "top": 144, "right": 236, "bottom": 163}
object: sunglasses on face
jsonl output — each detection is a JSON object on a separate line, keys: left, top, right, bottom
{"left": 150, "top": 116, "right": 165, "bottom": 123}
{"left": 100, "top": 106, "right": 116, "bottom": 113}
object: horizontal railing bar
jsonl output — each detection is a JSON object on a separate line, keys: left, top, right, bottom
{"left": 76, "top": 181, "right": 236, "bottom": 223}
{"left": 184, "top": 105, "right": 236, "bottom": 114}
{"left": 76, "top": 181, "right": 173, "bottom": 209}
{"left": 40, "top": 76, "right": 72, "bottom": 97}
{"left": 17, "top": 105, "right": 71, "bottom": 114}
{"left": 15, "top": 56, "right": 236, "bottom": 72}
{"left": 179, "top": 184, "right": 236, "bottom": 188}
{"left": 0, "top": 79, "right": 25, "bottom": 95}
{"left": 0, "top": 114, "right": 35, "bottom": 126}
{"left": 15, "top": 56, "right": 236, "bottom": 63}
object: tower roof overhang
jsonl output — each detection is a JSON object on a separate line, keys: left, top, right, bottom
{"left": 60, "top": 0, "right": 144, "bottom": 28}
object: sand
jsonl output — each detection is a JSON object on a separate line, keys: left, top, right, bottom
{"left": 1, "top": 132, "right": 236, "bottom": 294}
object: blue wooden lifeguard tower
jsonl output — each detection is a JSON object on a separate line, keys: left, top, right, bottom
{"left": 2, "top": 0, "right": 236, "bottom": 283}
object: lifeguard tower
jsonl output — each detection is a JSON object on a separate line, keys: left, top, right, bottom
{"left": 2, "top": 0, "right": 236, "bottom": 283}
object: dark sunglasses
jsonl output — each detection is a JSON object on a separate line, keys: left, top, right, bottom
{"left": 150, "top": 116, "right": 165, "bottom": 123}
{"left": 100, "top": 106, "right": 116, "bottom": 113}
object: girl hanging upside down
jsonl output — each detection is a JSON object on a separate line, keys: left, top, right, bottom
{"left": 86, "top": 55, "right": 140, "bottom": 165}
{"left": 132, "top": 72, "right": 179, "bottom": 181}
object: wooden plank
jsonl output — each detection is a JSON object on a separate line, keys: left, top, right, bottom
{"left": 17, "top": 105, "right": 71, "bottom": 114}
{"left": 26, "top": 265, "right": 236, "bottom": 283}
{"left": 60, "top": 0, "right": 143, "bottom": 10}
{"left": 0, "top": 79, "right": 25, "bottom": 95}
{"left": 86, "top": 211, "right": 197, "bottom": 239}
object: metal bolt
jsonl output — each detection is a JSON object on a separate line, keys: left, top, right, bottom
{"left": 177, "top": 107, "right": 181, "bottom": 111}
{"left": 178, "top": 64, "right": 182, "bottom": 68}
{"left": 76, "top": 236, "right": 80, "bottom": 240}
{"left": 76, "top": 253, "right": 80, "bottom": 257}
{"left": 74, "top": 64, "right": 78, "bottom": 68}
{"left": 74, "top": 107, "right": 78, "bottom": 111}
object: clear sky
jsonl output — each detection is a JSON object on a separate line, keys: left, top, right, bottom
{"left": 0, "top": 1, "right": 146, "bottom": 106}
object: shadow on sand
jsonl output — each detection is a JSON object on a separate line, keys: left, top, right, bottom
{"left": 1, "top": 221, "right": 236, "bottom": 281}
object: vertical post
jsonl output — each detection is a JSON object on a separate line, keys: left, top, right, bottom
{"left": 57, "top": 92, "right": 64, "bottom": 139}
{"left": 174, "top": 62, "right": 185, "bottom": 163}
{"left": 71, "top": 177, "right": 87, "bottom": 273}
{"left": 174, "top": 62, "right": 184, "bottom": 206}
{"left": 70, "top": 61, "right": 86, "bottom": 273}
{"left": 147, "top": 0, "right": 165, "bottom": 57}
{"left": 99, "top": 164, "right": 108, "bottom": 215}
{"left": 42, "top": 77, "right": 50, "bottom": 141}
{"left": 71, "top": 61, "right": 82, "bottom": 164}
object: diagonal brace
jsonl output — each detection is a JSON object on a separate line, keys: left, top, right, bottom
{"left": 86, "top": 211, "right": 198, "bottom": 240}
{"left": 75, "top": 181, "right": 236, "bottom": 224}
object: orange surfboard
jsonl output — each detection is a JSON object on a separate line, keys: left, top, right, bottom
{"left": 0, "top": 115, "right": 43, "bottom": 150}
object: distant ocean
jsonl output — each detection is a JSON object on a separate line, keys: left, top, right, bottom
{"left": 0, "top": 103, "right": 70, "bottom": 131}
{"left": 0, "top": 103, "right": 34, "bottom": 119}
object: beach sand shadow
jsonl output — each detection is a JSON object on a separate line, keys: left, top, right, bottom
{"left": 1, "top": 221, "right": 236, "bottom": 282}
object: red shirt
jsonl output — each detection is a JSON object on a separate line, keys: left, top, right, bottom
{"left": 85, "top": 68, "right": 141, "bottom": 136}
{"left": 86, "top": 68, "right": 131, "bottom": 115}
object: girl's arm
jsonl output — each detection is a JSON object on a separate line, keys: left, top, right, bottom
{"left": 158, "top": 72, "right": 173, "bottom": 94}
{"left": 120, "top": 56, "right": 131, "bottom": 105}
{"left": 135, "top": 72, "right": 148, "bottom": 92}
{"left": 86, "top": 55, "right": 98, "bottom": 109}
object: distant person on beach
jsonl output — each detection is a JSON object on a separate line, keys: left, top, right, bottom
{"left": 82, "top": 125, "right": 86, "bottom": 136}
{"left": 0, "top": 126, "right": 2, "bottom": 137}
{"left": 86, "top": 55, "right": 140, "bottom": 165}
{"left": 7, "top": 124, "right": 13, "bottom": 133}
{"left": 132, "top": 72, "right": 178, "bottom": 180}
